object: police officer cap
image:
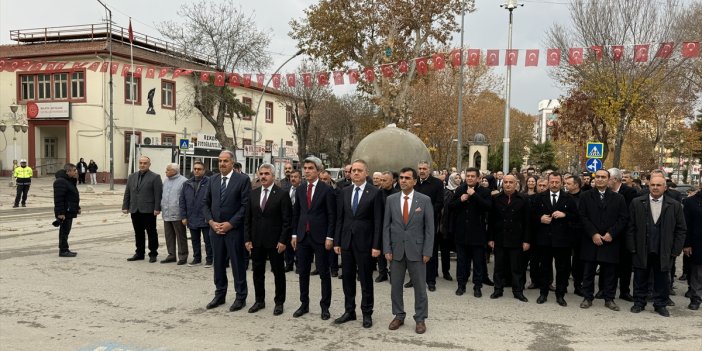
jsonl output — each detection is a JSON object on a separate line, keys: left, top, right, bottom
{"left": 20, "top": 159, "right": 27, "bottom": 163}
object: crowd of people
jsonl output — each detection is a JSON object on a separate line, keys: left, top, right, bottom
{"left": 51, "top": 152, "right": 702, "bottom": 334}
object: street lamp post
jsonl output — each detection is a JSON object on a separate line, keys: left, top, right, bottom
{"left": 456, "top": 0, "right": 467, "bottom": 172}
{"left": 97, "top": 0, "right": 115, "bottom": 190}
{"left": 500, "top": 0, "right": 523, "bottom": 174}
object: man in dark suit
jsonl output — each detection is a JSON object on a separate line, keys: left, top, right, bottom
{"left": 202, "top": 150, "right": 251, "bottom": 312}
{"left": 579, "top": 169, "right": 629, "bottom": 311}
{"left": 627, "top": 175, "right": 686, "bottom": 317}
{"left": 384, "top": 167, "right": 434, "bottom": 334}
{"left": 376, "top": 171, "right": 399, "bottom": 282}
{"left": 244, "top": 163, "right": 292, "bottom": 316}
{"left": 291, "top": 156, "right": 336, "bottom": 320}
{"left": 336, "top": 164, "right": 353, "bottom": 189}
{"left": 608, "top": 168, "right": 639, "bottom": 302}
{"left": 414, "top": 161, "right": 446, "bottom": 291}
{"left": 565, "top": 175, "right": 585, "bottom": 296}
{"left": 284, "top": 169, "right": 303, "bottom": 272}
{"left": 449, "top": 167, "right": 492, "bottom": 297}
{"left": 683, "top": 181, "right": 702, "bottom": 311}
{"left": 333, "top": 159, "right": 383, "bottom": 328}
{"left": 532, "top": 172, "right": 579, "bottom": 307}
{"left": 123, "top": 156, "right": 163, "bottom": 263}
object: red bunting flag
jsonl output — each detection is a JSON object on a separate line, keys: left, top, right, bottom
{"left": 286, "top": 74, "right": 296, "bottom": 87}
{"left": 172, "top": 68, "right": 184, "bottom": 79}
{"left": 302, "top": 73, "right": 312, "bottom": 87}
{"left": 133, "top": 66, "right": 143, "bottom": 78}
{"left": 214, "top": 72, "right": 225, "bottom": 86}
{"left": 333, "top": 71, "right": 344, "bottom": 85}
{"left": 398, "top": 60, "right": 409, "bottom": 73}
{"left": 682, "top": 42, "right": 700, "bottom": 58}
{"left": 228, "top": 73, "right": 240, "bottom": 87}
{"left": 486, "top": 50, "right": 499, "bottom": 66}
{"left": 100, "top": 62, "right": 109, "bottom": 73}
{"left": 0, "top": 59, "right": 5, "bottom": 72}
{"left": 590, "top": 46, "right": 604, "bottom": 61}
{"left": 432, "top": 53, "right": 445, "bottom": 70}
{"left": 88, "top": 62, "right": 100, "bottom": 72}
{"left": 316, "top": 72, "right": 329, "bottom": 85}
{"left": 381, "top": 64, "right": 394, "bottom": 78}
{"left": 364, "top": 66, "right": 376, "bottom": 82}
{"left": 16, "top": 60, "right": 31, "bottom": 70}
{"left": 29, "top": 62, "right": 45, "bottom": 71}
{"left": 450, "top": 49, "right": 462, "bottom": 67}
{"left": 525, "top": 49, "right": 539, "bottom": 67}
{"left": 45, "top": 62, "right": 56, "bottom": 71}
{"left": 128, "top": 19, "right": 134, "bottom": 43}
{"left": 415, "top": 57, "right": 429, "bottom": 74}
{"left": 243, "top": 74, "right": 252, "bottom": 87}
{"left": 611, "top": 46, "right": 624, "bottom": 61}
{"left": 272, "top": 74, "right": 281, "bottom": 88}
{"left": 121, "top": 64, "right": 131, "bottom": 77}
{"left": 256, "top": 73, "right": 265, "bottom": 87}
{"left": 568, "top": 48, "right": 583, "bottom": 65}
{"left": 348, "top": 69, "right": 359, "bottom": 84}
{"left": 634, "top": 44, "right": 649, "bottom": 62}
{"left": 467, "top": 49, "right": 481, "bottom": 66}
{"left": 656, "top": 42, "right": 674, "bottom": 58}
{"left": 54, "top": 62, "right": 66, "bottom": 71}
{"left": 546, "top": 48, "right": 561, "bottom": 66}
{"left": 505, "top": 49, "right": 518, "bottom": 66}
{"left": 158, "top": 68, "right": 168, "bottom": 78}
{"left": 146, "top": 67, "right": 155, "bottom": 79}
{"left": 111, "top": 63, "right": 119, "bottom": 74}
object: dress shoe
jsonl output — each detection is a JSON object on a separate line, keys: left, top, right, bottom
{"left": 331, "top": 270, "right": 339, "bottom": 278}
{"left": 293, "top": 305, "right": 309, "bottom": 318}
{"left": 248, "top": 302, "right": 265, "bottom": 313}
{"left": 605, "top": 300, "right": 620, "bottom": 311}
{"left": 362, "top": 315, "right": 372, "bottom": 328}
{"left": 666, "top": 298, "right": 675, "bottom": 307}
{"left": 482, "top": 277, "right": 495, "bottom": 286}
{"left": 527, "top": 282, "right": 537, "bottom": 289}
{"left": 375, "top": 274, "right": 388, "bottom": 283}
{"left": 388, "top": 318, "right": 404, "bottom": 330}
{"left": 229, "top": 299, "right": 246, "bottom": 312}
{"left": 12, "top": 205, "right": 18, "bottom": 208}
{"left": 21, "top": 204, "right": 26, "bottom": 207}
{"left": 619, "top": 293, "right": 634, "bottom": 302}
{"left": 415, "top": 321, "right": 426, "bottom": 334}
{"left": 206, "top": 296, "right": 225, "bottom": 309}
{"left": 127, "top": 255, "right": 144, "bottom": 262}
{"left": 59, "top": 251, "right": 77, "bottom": 257}
{"left": 321, "top": 308, "right": 331, "bottom": 320}
{"left": 536, "top": 295, "right": 547, "bottom": 304}
{"left": 427, "top": 283, "right": 436, "bottom": 292}
{"left": 654, "top": 306, "right": 670, "bottom": 317}
{"left": 580, "top": 299, "right": 592, "bottom": 309}
{"left": 573, "top": 287, "right": 584, "bottom": 297}
{"left": 177, "top": 259, "right": 187, "bottom": 265}
{"left": 514, "top": 293, "right": 529, "bottom": 302}
{"left": 334, "top": 311, "right": 357, "bottom": 324}
{"left": 311, "top": 269, "right": 319, "bottom": 276}
{"left": 273, "top": 304, "right": 284, "bottom": 315}
{"left": 630, "top": 305, "right": 644, "bottom": 313}
{"left": 688, "top": 299, "right": 700, "bottom": 310}
{"left": 188, "top": 259, "right": 202, "bottom": 266}
{"left": 443, "top": 272, "right": 453, "bottom": 281}
{"left": 161, "top": 256, "right": 176, "bottom": 264}
{"left": 595, "top": 290, "right": 604, "bottom": 299}
{"left": 556, "top": 296, "right": 567, "bottom": 307}
{"left": 456, "top": 286, "right": 466, "bottom": 296}
{"left": 404, "top": 281, "right": 414, "bottom": 288}
{"left": 490, "top": 291, "right": 503, "bottom": 299}
{"left": 149, "top": 256, "right": 158, "bottom": 263}
{"left": 473, "top": 287, "right": 482, "bottom": 298}
{"left": 685, "top": 289, "right": 693, "bottom": 298}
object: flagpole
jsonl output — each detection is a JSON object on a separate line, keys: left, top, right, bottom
{"left": 96, "top": 0, "right": 114, "bottom": 190}
{"left": 129, "top": 18, "right": 136, "bottom": 174}
{"left": 500, "top": 0, "right": 523, "bottom": 174}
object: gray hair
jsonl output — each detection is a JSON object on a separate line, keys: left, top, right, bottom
{"left": 166, "top": 163, "right": 180, "bottom": 174}
{"left": 608, "top": 168, "right": 622, "bottom": 181}
{"left": 303, "top": 156, "right": 324, "bottom": 171}
{"left": 258, "top": 163, "right": 276, "bottom": 174}
{"left": 418, "top": 160, "right": 431, "bottom": 169}
{"left": 219, "top": 150, "right": 235, "bottom": 160}
{"left": 373, "top": 171, "right": 382, "bottom": 177}
{"left": 64, "top": 163, "right": 76, "bottom": 172}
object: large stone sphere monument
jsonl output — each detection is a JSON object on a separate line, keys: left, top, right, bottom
{"left": 351, "top": 124, "right": 432, "bottom": 173}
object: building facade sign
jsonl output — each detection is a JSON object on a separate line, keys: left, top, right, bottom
{"left": 27, "top": 102, "right": 70, "bottom": 119}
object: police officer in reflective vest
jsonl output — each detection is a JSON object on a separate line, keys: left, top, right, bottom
{"left": 13, "top": 158, "right": 33, "bottom": 208}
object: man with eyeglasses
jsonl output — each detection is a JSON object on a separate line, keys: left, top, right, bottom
{"left": 180, "top": 161, "right": 213, "bottom": 267}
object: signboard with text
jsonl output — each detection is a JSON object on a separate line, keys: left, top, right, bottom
{"left": 26, "top": 101, "right": 70, "bottom": 119}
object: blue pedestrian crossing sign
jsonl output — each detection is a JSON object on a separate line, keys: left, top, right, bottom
{"left": 586, "top": 142, "right": 604, "bottom": 159}
{"left": 586, "top": 158, "right": 603, "bottom": 173}
{"left": 179, "top": 139, "right": 189, "bottom": 150}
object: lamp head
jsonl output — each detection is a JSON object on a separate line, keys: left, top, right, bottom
{"left": 10, "top": 104, "right": 18, "bottom": 114}
{"left": 0, "top": 122, "right": 6, "bottom": 133}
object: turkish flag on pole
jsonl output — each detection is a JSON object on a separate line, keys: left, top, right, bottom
{"left": 316, "top": 72, "right": 329, "bottom": 85}
{"left": 214, "top": 72, "right": 225, "bottom": 86}
{"left": 486, "top": 50, "right": 499, "bottom": 66}
{"left": 415, "top": 57, "right": 428, "bottom": 75}
{"left": 128, "top": 19, "right": 134, "bottom": 43}
{"left": 590, "top": 46, "right": 604, "bottom": 61}
{"left": 505, "top": 49, "right": 518, "bottom": 66}
{"left": 302, "top": 73, "right": 313, "bottom": 87}
{"left": 682, "top": 42, "right": 700, "bottom": 58}
{"left": 655, "top": 42, "right": 674, "bottom": 58}
{"left": 611, "top": 46, "right": 624, "bottom": 61}
{"left": 432, "top": 53, "right": 445, "bottom": 70}
{"left": 228, "top": 73, "right": 241, "bottom": 87}
{"left": 467, "top": 49, "right": 481, "bottom": 66}
{"left": 546, "top": 48, "right": 561, "bottom": 66}
{"left": 381, "top": 64, "right": 394, "bottom": 78}
{"left": 525, "top": 49, "right": 539, "bottom": 67}
{"left": 286, "top": 74, "right": 296, "bottom": 87}
{"left": 568, "top": 48, "right": 584, "bottom": 65}
{"left": 348, "top": 69, "right": 359, "bottom": 84}
{"left": 450, "top": 49, "right": 462, "bottom": 67}
{"left": 272, "top": 74, "right": 281, "bottom": 88}
{"left": 634, "top": 44, "right": 649, "bottom": 63}
{"left": 333, "top": 71, "right": 344, "bottom": 85}
{"left": 243, "top": 74, "right": 252, "bottom": 87}
{"left": 364, "top": 66, "right": 376, "bottom": 82}
{"left": 158, "top": 68, "right": 168, "bottom": 78}
{"left": 398, "top": 60, "right": 409, "bottom": 73}
{"left": 145, "top": 67, "right": 155, "bottom": 79}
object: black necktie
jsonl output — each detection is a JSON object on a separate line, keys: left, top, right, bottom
{"left": 220, "top": 176, "right": 228, "bottom": 202}
{"left": 552, "top": 193, "right": 557, "bottom": 207}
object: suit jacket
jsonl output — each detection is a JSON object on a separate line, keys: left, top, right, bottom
{"left": 244, "top": 184, "right": 292, "bottom": 249}
{"left": 203, "top": 172, "right": 251, "bottom": 234}
{"left": 292, "top": 179, "right": 336, "bottom": 245}
{"left": 448, "top": 183, "right": 492, "bottom": 246}
{"left": 626, "top": 194, "right": 686, "bottom": 271}
{"left": 414, "top": 175, "right": 444, "bottom": 233}
{"left": 617, "top": 183, "right": 639, "bottom": 207}
{"left": 683, "top": 192, "right": 702, "bottom": 264}
{"left": 334, "top": 183, "right": 384, "bottom": 252}
{"left": 578, "top": 188, "right": 628, "bottom": 264}
{"left": 489, "top": 192, "right": 531, "bottom": 248}
{"left": 122, "top": 170, "right": 163, "bottom": 213}
{"left": 531, "top": 190, "right": 579, "bottom": 247}
{"left": 382, "top": 191, "right": 435, "bottom": 262}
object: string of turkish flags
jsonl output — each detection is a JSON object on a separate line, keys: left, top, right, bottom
{"left": 0, "top": 41, "right": 699, "bottom": 88}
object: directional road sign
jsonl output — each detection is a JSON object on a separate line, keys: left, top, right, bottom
{"left": 586, "top": 142, "right": 604, "bottom": 159}
{"left": 179, "top": 139, "right": 189, "bottom": 150}
{"left": 586, "top": 158, "right": 603, "bottom": 173}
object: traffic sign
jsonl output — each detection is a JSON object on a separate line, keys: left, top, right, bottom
{"left": 179, "top": 139, "right": 189, "bottom": 150}
{"left": 586, "top": 142, "right": 604, "bottom": 159}
{"left": 585, "top": 158, "right": 603, "bottom": 173}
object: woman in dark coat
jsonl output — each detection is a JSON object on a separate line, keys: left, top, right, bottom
{"left": 88, "top": 160, "right": 98, "bottom": 184}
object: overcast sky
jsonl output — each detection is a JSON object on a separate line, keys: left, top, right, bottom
{"left": 1, "top": 0, "right": 685, "bottom": 115}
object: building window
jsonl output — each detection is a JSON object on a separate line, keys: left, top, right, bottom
{"left": 53, "top": 73, "right": 68, "bottom": 99}
{"left": 125, "top": 74, "right": 141, "bottom": 104}
{"left": 161, "top": 80, "right": 175, "bottom": 109}
{"left": 286, "top": 105, "right": 293, "bottom": 125}
{"left": 161, "top": 133, "right": 176, "bottom": 146}
{"left": 124, "top": 131, "right": 142, "bottom": 163}
{"left": 71, "top": 72, "right": 85, "bottom": 99}
{"left": 20, "top": 75, "right": 35, "bottom": 100}
{"left": 242, "top": 97, "right": 252, "bottom": 120}
{"left": 242, "top": 138, "right": 252, "bottom": 147}
{"left": 265, "top": 101, "right": 273, "bottom": 123}
{"left": 38, "top": 74, "right": 51, "bottom": 100}
{"left": 265, "top": 140, "right": 273, "bottom": 153}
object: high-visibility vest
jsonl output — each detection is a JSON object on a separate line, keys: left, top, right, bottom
{"left": 13, "top": 166, "right": 33, "bottom": 179}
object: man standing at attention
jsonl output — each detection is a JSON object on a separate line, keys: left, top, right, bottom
{"left": 384, "top": 167, "right": 434, "bottom": 334}
{"left": 53, "top": 163, "right": 80, "bottom": 257}
{"left": 123, "top": 156, "right": 163, "bottom": 262}
{"left": 414, "top": 161, "right": 446, "bottom": 290}
{"left": 160, "top": 163, "right": 189, "bottom": 265}
{"left": 203, "top": 150, "right": 251, "bottom": 312}
{"left": 180, "top": 161, "right": 213, "bottom": 267}
{"left": 13, "top": 159, "right": 32, "bottom": 208}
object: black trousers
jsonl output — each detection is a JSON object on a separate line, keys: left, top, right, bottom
{"left": 210, "top": 229, "right": 248, "bottom": 301}
{"left": 130, "top": 212, "right": 159, "bottom": 258}
{"left": 252, "top": 247, "right": 285, "bottom": 305}
{"left": 14, "top": 184, "right": 29, "bottom": 206}
{"left": 78, "top": 172, "right": 86, "bottom": 184}
{"left": 494, "top": 246, "right": 526, "bottom": 294}
{"left": 456, "top": 244, "right": 486, "bottom": 289}
{"left": 58, "top": 217, "right": 73, "bottom": 252}
{"left": 427, "top": 234, "right": 452, "bottom": 284}
{"left": 617, "top": 248, "right": 633, "bottom": 295}
{"left": 583, "top": 261, "right": 617, "bottom": 300}
{"left": 296, "top": 237, "right": 332, "bottom": 309}
{"left": 189, "top": 227, "right": 213, "bottom": 263}
{"left": 535, "top": 246, "right": 571, "bottom": 296}
{"left": 284, "top": 237, "right": 296, "bottom": 268}
{"left": 633, "top": 253, "right": 670, "bottom": 308}
{"left": 571, "top": 243, "right": 584, "bottom": 291}
{"left": 341, "top": 245, "right": 374, "bottom": 315}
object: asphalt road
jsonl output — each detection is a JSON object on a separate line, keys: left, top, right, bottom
{"left": 1, "top": 178, "right": 701, "bottom": 351}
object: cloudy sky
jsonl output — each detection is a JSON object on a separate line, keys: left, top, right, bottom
{"left": 0, "top": 0, "right": 664, "bottom": 114}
